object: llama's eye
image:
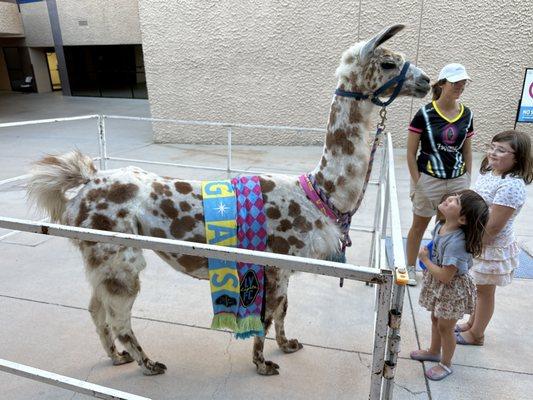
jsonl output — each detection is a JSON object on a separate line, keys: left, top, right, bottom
{"left": 381, "top": 62, "right": 396, "bottom": 70}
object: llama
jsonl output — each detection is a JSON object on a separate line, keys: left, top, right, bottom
{"left": 27, "top": 24, "right": 430, "bottom": 376}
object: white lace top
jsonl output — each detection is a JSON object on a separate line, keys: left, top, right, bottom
{"left": 473, "top": 171, "right": 526, "bottom": 248}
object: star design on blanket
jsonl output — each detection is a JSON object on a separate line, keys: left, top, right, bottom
{"left": 214, "top": 201, "right": 229, "bottom": 216}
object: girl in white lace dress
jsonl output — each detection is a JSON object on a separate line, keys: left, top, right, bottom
{"left": 456, "top": 130, "right": 532, "bottom": 345}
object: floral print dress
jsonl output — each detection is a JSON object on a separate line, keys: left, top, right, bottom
{"left": 419, "top": 222, "right": 476, "bottom": 320}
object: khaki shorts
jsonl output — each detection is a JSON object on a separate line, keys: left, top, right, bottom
{"left": 410, "top": 172, "right": 471, "bottom": 218}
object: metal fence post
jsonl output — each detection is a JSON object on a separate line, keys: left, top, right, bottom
{"left": 381, "top": 132, "right": 408, "bottom": 399}
{"left": 369, "top": 271, "right": 393, "bottom": 400}
{"left": 227, "top": 127, "right": 232, "bottom": 175}
{"left": 380, "top": 137, "right": 390, "bottom": 237}
{"left": 381, "top": 284, "right": 406, "bottom": 400}
{"left": 97, "top": 114, "right": 108, "bottom": 170}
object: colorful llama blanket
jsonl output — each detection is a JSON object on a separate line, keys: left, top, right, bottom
{"left": 201, "top": 176, "right": 266, "bottom": 339}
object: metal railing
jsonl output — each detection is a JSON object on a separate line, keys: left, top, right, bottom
{"left": 0, "top": 359, "right": 151, "bottom": 400}
{"left": 0, "top": 115, "right": 407, "bottom": 400}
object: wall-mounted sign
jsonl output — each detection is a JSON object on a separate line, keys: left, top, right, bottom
{"left": 516, "top": 68, "right": 533, "bottom": 123}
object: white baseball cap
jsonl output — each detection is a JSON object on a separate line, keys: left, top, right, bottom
{"left": 438, "top": 63, "right": 471, "bottom": 82}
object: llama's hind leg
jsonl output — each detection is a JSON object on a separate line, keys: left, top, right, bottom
{"left": 100, "top": 275, "right": 167, "bottom": 376}
{"left": 274, "top": 296, "right": 303, "bottom": 353}
{"left": 88, "top": 294, "right": 133, "bottom": 365}
{"left": 87, "top": 245, "right": 167, "bottom": 376}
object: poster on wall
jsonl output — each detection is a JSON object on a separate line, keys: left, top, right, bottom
{"left": 516, "top": 68, "right": 533, "bottom": 123}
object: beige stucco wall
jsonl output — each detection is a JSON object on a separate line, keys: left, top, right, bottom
{"left": 28, "top": 47, "right": 52, "bottom": 93}
{"left": 57, "top": 0, "right": 141, "bottom": 46}
{"left": 138, "top": 0, "right": 533, "bottom": 149}
{"left": 0, "top": 2, "right": 24, "bottom": 37}
{"left": 19, "top": 1, "right": 53, "bottom": 47}
{"left": 20, "top": 0, "right": 141, "bottom": 47}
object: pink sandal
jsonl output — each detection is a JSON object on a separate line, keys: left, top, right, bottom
{"left": 425, "top": 363, "right": 453, "bottom": 381}
{"left": 410, "top": 349, "right": 441, "bottom": 362}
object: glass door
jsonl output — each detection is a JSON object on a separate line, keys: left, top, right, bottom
{"left": 46, "top": 52, "right": 61, "bottom": 91}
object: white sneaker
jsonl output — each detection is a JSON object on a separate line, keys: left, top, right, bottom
{"left": 407, "top": 265, "right": 417, "bottom": 286}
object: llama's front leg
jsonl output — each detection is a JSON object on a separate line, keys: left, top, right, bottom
{"left": 253, "top": 319, "right": 280, "bottom": 376}
{"left": 274, "top": 296, "right": 303, "bottom": 353}
{"left": 89, "top": 294, "right": 133, "bottom": 365}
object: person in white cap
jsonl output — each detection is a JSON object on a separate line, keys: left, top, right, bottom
{"left": 405, "top": 63, "right": 474, "bottom": 286}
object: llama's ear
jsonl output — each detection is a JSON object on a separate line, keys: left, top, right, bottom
{"left": 360, "top": 24, "right": 405, "bottom": 63}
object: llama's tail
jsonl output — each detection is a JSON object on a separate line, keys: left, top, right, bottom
{"left": 27, "top": 150, "right": 96, "bottom": 223}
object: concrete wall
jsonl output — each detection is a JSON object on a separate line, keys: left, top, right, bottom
{"left": 138, "top": 0, "right": 533, "bottom": 149}
{"left": 19, "top": 1, "right": 53, "bottom": 47}
{"left": 0, "top": 1, "right": 24, "bottom": 37}
{"left": 20, "top": 0, "right": 141, "bottom": 47}
{"left": 56, "top": 0, "right": 141, "bottom": 45}
{"left": 28, "top": 47, "right": 51, "bottom": 93}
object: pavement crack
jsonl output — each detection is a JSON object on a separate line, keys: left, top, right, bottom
{"left": 357, "top": 351, "right": 371, "bottom": 370}
{"left": 395, "top": 382, "right": 427, "bottom": 396}
{"left": 211, "top": 334, "right": 233, "bottom": 399}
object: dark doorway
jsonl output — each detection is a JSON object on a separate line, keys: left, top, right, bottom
{"left": 64, "top": 44, "right": 147, "bottom": 99}
{"left": 2, "top": 47, "right": 35, "bottom": 92}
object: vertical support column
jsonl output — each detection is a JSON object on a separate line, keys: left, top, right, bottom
{"left": 381, "top": 284, "right": 406, "bottom": 400}
{"left": 369, "top": 272, "right": 393, "bottom": 400}
{"left": 368, "top": 179, "right": 381, "bottom": 269}
{"left": 380, "top": 132, "right": 408, "bottom": 399}
{"left": 97, "top": 115, "right": 108, "bottom": 170}
{"left": 46, "top": 0, "right": 71, "bottom": 96}
{"left": 380, "top": 137, "right": 390, "bottom": 237}
{"left": 226, "top": 127, "right": 232, "bottom": 175}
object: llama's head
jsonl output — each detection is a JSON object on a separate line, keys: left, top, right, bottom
{"left": 336, "top": 24, "right": 430, "bottom": 99}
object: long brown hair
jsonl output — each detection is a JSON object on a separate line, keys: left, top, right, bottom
{"left": 480, "top": 130, "right": 533, "bottom": 184}
{"left": 457, "top": 190, "right": 489, "bottom": 257}
{"left": 431, "top": 78, "right": 447, "bottom": 100}
{"left": 438, "top": 190, "right": 489, "bottom": 257}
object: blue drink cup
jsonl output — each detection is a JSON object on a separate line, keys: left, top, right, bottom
{"left": 418, "top": 240, "right": 433, "bottom": 270}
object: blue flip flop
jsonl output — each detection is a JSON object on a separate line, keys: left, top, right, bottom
{"left": 454, "top": 322, "right": 471, "bottom": 333}
{"left": 455, "top": 332, "right": 484, "bottom": 346}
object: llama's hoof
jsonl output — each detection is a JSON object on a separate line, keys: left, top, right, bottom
{"left": 280, "top": 339, "right": 304, "bottom": 354}
{"left": 142, "top": 360, "right": 167, "bottom": 375}
{"left": 112, "top": 351, "right": 134, "bottom": 365}
{"left": 256, "top": 360, "right": 280, "bottom": 376}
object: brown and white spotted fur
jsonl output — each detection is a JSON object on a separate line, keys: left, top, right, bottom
{"left": 27, "top": 25, "right": 429, "bottom": 376}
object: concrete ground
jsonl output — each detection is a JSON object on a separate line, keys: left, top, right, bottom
{"left": 0, "top": 91, "right": 532, "bottom": 399}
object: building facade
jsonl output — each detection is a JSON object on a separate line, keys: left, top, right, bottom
{"left": 0, "top": 0, "right": 147, "bottom": 98}
{"left": 136, "top": 0, "right": 533, "bottom": 148}
{"left": 2, "top": 1, "right": 532, "bottom": 148}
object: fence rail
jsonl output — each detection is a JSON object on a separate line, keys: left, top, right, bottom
{"left": 0, "top": 216, "right": 386, "bottom": 284}
{"left": 0, "top": 359, "right": 151, "bottom": 400}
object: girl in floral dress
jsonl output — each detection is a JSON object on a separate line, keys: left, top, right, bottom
{"left": 410, "top": 190, "right": 489, "bottom": 380}
{"left": 456, "top": 130, "right": 532, "bottom": 345}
